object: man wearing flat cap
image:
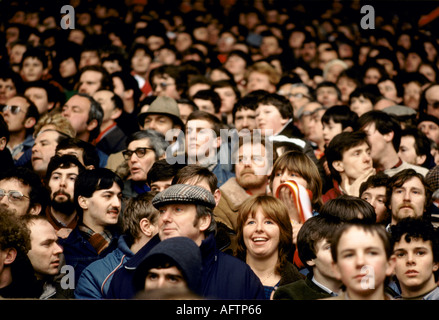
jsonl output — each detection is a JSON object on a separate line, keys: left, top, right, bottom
{"left": 151, "top": 184, "right": 265, "bottom": 300}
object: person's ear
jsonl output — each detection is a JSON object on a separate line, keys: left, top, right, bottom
{"left": 415, "top": 154, "right": 427, "bottom": 166}
{"left": 198, "top": 214, "right": 211, "bottom": 233}
{"left": 332, "top": 160, "right": 344, "bottom": 173}
{"left": 24, "top": 117, "right": 36, "bottom": 129}
{"left": 3, "top": 247, "right": 17, "bottom": 265}
{"left": 342, "top": 126, "right": 353, "bottom": 133}
{"left": 28, "top": 203, "right": 42, "bottom": 216}
{"left": 110, "top": 108, "right": 123, "bottom": 121}
{"left": 139, "top": 217, "right": 154, "bottom": 237}
{"left": 383, "top": 130, "right": 394, "bottom": 143}
{"left": 306, "top": 258, "right": 316, "bottom": 267}
{"left": 213, "top": 189, "right": 221, "bottom": 207}
{"left": 86, "top": 119, "right": 98, "bottom": 132}
{"left": 78, "top": 195, "right": 88, "bottom": 210}
{"left": 386, "top": 255, "right": 396, "bottom": 277}
{"left": 0, "top": 136, "right": 7, "bottom": 150}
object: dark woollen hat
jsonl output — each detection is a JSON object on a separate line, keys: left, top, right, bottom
{"left": 132, "top": 237, "right": 202, "bottom": 294}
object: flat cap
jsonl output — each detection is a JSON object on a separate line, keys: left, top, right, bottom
{"left": 152, "top": 184, "right": 216, "bottom": 209}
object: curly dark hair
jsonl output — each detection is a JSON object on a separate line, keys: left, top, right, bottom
{"left": 0, "top": 208, "right": 31, "bottom": 255}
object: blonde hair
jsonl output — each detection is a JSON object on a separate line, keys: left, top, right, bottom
{"left": 245, "top": 61, "right": 281, "bottom": 86}
{"left": 33, "top": 111, "right": 76, "bottom": 138}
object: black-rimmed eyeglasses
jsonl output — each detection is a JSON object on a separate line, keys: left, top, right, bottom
{"left": 122, "top": 147, "right": 155, "bottom": 160}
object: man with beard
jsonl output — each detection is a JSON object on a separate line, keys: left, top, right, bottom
{"left": 386, "top": 169, "right": 433, "bottom": 230}
{"left": 44, "top": 154, "right": 85, "bottom": 239}
{"left": 213, "top": 134, "right": 274, "bottom": 233}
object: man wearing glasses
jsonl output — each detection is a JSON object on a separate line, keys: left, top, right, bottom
{"left": 121, "top": 130, "right": 169, "bottom": 199}
{"left": 2, "top": 94, "right": 39, "bottom": 167}
{"left": 277, "top": 81, "right": 312, "bottom": 119}
{"left": 148, "top": 64, "right": 184, "bottom": 100}
{"left": 0, "top": 166, "right": 48, "bottom": 216}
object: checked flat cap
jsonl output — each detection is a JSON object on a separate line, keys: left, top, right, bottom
{"left": 152, "top": 184, "right": 216, "bottom": 209}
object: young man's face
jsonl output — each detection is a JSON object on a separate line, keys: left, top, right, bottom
{"left": 234, "top": 108, "right": 257, "bottom": 134}
{"left": 362, "top": 122, "right": 390, "bottom": 163}
{"left": 80, "top": 182, "right": 122, "bottom": 231}
{"left": 158, "top": 203, "right": 209, "bottom": 246}
{"left": 255, "top": 104, "right": 288, "bottom": 136}
{"left": 393, "top": 236, "right": 439, "bottom": 297}
{"left": 316, "top": 86, "right": 339, "bottom": 108}
{"left": 322, "top": 119, "right": 343, "bottom": 147}
{"left": 131, "top": 49, "right": 152, "bottom": 75}
{"left": 333, "top": 226, "right": 395, "bottom": 297}
{"left": 79, "top": 50, "right": 100, "bottom": 69}
{"left": 308, "top": 238, "right": 339, "bottom": 283}
{"left": 0, "top": 178, "right": 31, "bottom": 216}
{"left": 27, "top": 219, "right": 63, "bottom": 279}
{"left": 59, "top": 57, "right": 78, "bottom": 78}
{"left": 78, "top": 70, "right": 103, "bottom": 95}
{"left": 361, "top": 186, "right": 388, "bottom": 224}
{"left": 151, "top": 74, "right": 180, "bottom": 99}
{"left": 48, "top": 165, "right": 79, "bottom": 212}
{"left": 378, "top": 79, "right": 399, "bottom": 102}
{"left": 144, "top": 266, "right": 186, "bottom": 291}
{"left": 185, "top": 119, "right": 219, "bottom": 163}
{"left": 214, "top": 87, "right": 237, "bottom": 114}
{"left": 25, "top": 87, "right": 52, "bottom": 115}
{"left": 21, "top": 57, "right": 46, "bottom": 82}
{"left": 0, "top": 78, "right": 18, "bottom": 105}
{"left": 398, "top": 135, "right": 425, "bottom": 166}
{"left": 390, "top": 176, "right": 427, "bottom": 224}
{"left": 149, "top": 178, "right": 173, "bottom": 193}
{"left": 334, "top": 142, "right": 373, "bottom": 184}
{"left": 350, "top": 95, "right": 373, "bottom": 117}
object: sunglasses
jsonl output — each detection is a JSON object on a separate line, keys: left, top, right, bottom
{"left": 122, "top": 147, "right": 155, "bottom": 160}
{"left": 2, "top": 105, "right": 25, "bottom": 115}
{"left": 0, "top": 189, "right": 30, "bottom": 202}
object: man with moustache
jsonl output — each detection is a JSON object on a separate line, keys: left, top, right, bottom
{"left": 58, "top": 167, "right": 124, "bottom": 285}
{"left": 44, "top": 155, "right": 85, "bottom": 239}
{"left": 386, "top": 169, "right": 433, "bottom": 230}
{"left": 213, "top": 134, "right": 274, "bottom": 233}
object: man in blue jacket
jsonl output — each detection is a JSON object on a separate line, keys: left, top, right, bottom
{"left": 74, "top": 191, "right": 160, "bottom": 299}
{"left": 108, "top": 184, "right": 265, "bottom": 300}
{"left": 58, "top": 168, "right": 124, "bottom": 285}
